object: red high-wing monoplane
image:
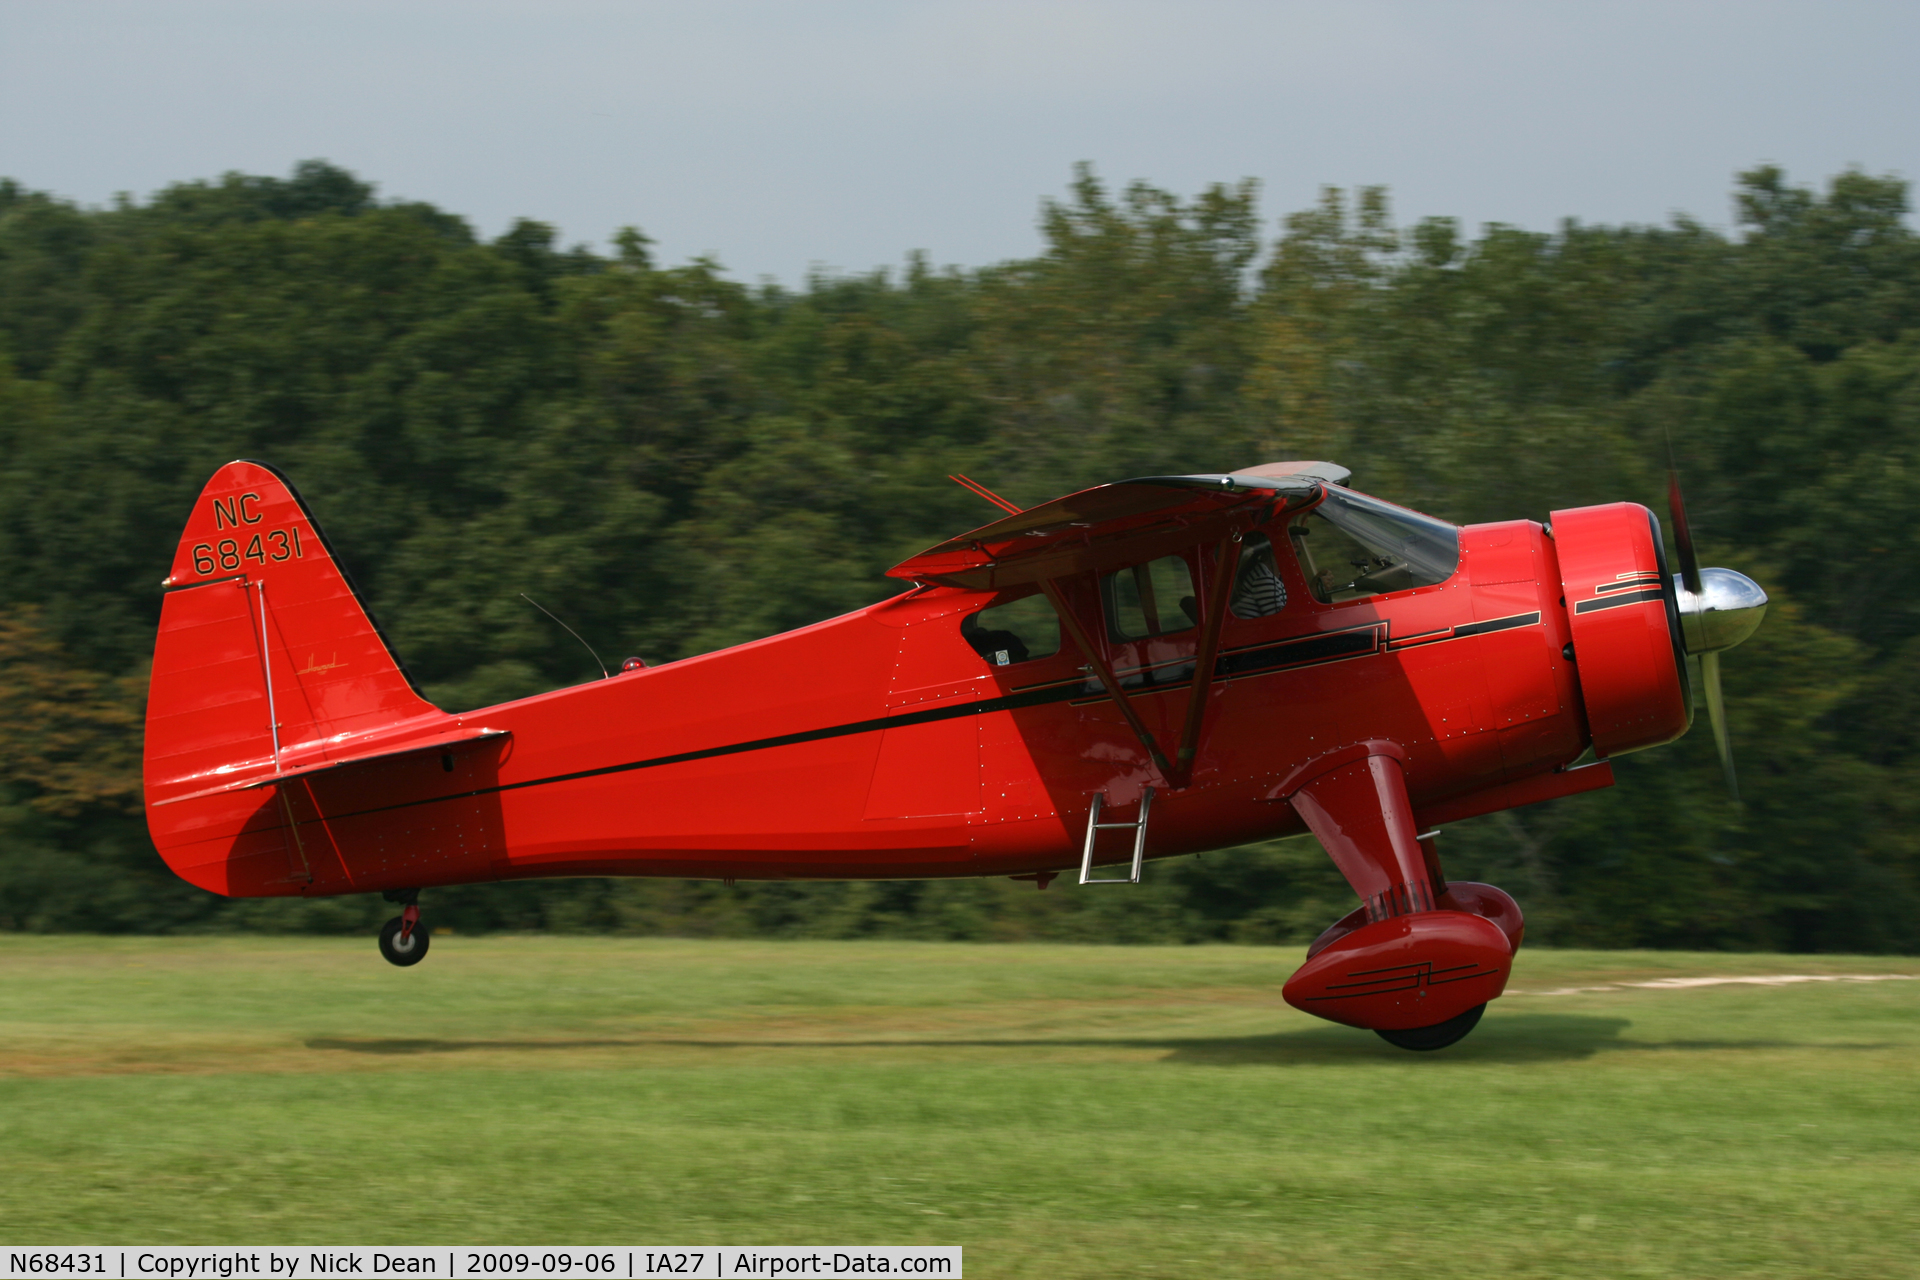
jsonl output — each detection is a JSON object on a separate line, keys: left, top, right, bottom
{"left": 143, "top": 459, "right": 1765, "bottom": 1050}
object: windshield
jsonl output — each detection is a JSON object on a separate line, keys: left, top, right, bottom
{"left": 1289, "top": 488, "right": 1460, "bottom": 603}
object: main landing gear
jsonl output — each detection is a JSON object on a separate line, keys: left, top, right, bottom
{"left": 1278, "top": 749, "right": 1523, "bottom": 1052}
{"left": 378, "top": 888, "right": 429, "bottom": 967}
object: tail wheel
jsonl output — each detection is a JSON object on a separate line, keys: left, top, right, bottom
{"left": 378, "top": 916, "right": 430, "bottom": 967}
{"left": 1375, "top": 1002, "right": 1485, "bottom": 1051}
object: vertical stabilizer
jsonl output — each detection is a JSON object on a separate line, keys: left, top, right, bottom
{"left": 144, "top": 462, "right": 444, "bottom": 886}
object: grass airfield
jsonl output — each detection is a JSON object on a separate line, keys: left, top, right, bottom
{"left": 0, "top": 937, "right": 1916, "bottom": 1279}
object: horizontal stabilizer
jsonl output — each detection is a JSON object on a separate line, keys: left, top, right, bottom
{"left": 152, "top": 726, "right": 509, "bottom": 807}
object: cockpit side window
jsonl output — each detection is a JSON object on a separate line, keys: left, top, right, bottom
{"left": 1289, "top": 488, "right": 1461, "bottom": 604}
{"left": 961, "top": 591, "right": 1062, "bottom": 667}
{"left": 1102, "top": 555, "right": 1198, "bottom": 643}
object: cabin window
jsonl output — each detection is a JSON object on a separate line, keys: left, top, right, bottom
{"left": 1289, "top": 488, "right": 1461, "bottom": 604}
{"left": 1103, "top": 555, "right": 1197, "bottom": 643}
{"left": 1230, "top": 533, "right": 1289, "bottom": 618}
{"left": 961, "top": 592, "right": 1061, "bottom": 666}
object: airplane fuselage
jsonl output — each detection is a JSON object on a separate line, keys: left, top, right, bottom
{"left": 150, "top": 503, "right": 1675, "bottom": 899}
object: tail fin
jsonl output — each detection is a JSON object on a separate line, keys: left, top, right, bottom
{"left": 144, "top": 460, "right": 441, "bottom": 810}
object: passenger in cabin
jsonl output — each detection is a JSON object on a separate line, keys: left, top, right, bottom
{"left": 1231, "top": 533, "right": 1288, "bottom": 618}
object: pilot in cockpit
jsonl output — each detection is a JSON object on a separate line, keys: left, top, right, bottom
{"left": 1231, "top": 533, "right": 1289, "bottom": 618}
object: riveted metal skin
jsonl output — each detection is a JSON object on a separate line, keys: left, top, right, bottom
{"left": 142, "top": 460, "right": 1751, "bottom": 1041}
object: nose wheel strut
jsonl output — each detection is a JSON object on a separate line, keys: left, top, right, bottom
{"left": 377, "top": 889, "right": 430, "bottom": 966}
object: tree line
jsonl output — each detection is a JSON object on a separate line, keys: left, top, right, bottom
{"left": 2, "top": 159, "right": 1917, "bottom": 950}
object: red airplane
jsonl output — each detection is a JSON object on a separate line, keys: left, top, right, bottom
{"left": 142, "top": 458, "right": 1765, "bottom": 1050}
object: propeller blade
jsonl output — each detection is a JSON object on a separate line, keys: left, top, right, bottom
{"left": 1667, "top": 469, "right": 1703, "bottom": 597}
{"left": 1700, "top": 649, "right": 1738, "bottom": 802}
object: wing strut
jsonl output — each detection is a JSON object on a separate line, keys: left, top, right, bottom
{"left": 1039, "top": 577, "right": 1176, "bottom": 782}
{"left": 1170, "top": 535, "right": 1238, "bottom": 788}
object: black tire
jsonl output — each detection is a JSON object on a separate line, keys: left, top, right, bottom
{"left": 1375, "top": 1003, "right": 1485, "bottom": 1051}
{"left": 378, "top": 916, "right": 430, "bottom": 967}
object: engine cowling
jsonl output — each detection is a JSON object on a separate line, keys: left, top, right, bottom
{"left": 1550, "top": 502, "right": 1691, "bottom": 758}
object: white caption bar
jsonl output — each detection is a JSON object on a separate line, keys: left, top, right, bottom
{"left": 0, "top": 1251, "right": 960, "bottom": 1280}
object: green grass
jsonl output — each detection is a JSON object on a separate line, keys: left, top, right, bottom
{"left": 1, "top": 937, "right": 1917, "bottom": 1278}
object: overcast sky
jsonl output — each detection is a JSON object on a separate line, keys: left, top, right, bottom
{"left": 3, "top": 1, "right": 1915, "bottom": 283}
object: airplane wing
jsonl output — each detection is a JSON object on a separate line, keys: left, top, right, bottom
{"left": 888, "top": 461, "right": 1350, "bottom": 591}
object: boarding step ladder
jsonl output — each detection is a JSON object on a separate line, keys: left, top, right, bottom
{"left": 1080, "top": 788, "right": 1154, "bottom": 884}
